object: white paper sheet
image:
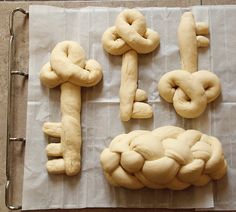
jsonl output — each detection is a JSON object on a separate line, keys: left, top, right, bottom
{"left": 22, "top": 5, "right": 236, "bottom": 210}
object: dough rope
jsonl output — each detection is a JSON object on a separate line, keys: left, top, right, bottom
{"left": 100, "top": 126, "right": 227, "bottom": 190}
{"left": 102, "top": 9, "right": 160, "bottom": 121}
{"left": 158, "top": 12, "right": 221, "bottom": 118}
{"left": 40, "top": 41, "right": 103, "bottom": 176}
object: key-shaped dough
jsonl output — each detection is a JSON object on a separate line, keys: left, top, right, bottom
{"left": 158, "top": 12, "right": 221, "bottom": 118}
{"left": 100, "top": 126, "right": 227, "bottom": 190}
{"left": 102, "top": 9, "right": 160, "bottom": 121}
{"left": 40, "top": 41, "right": 103, "bottom": 176}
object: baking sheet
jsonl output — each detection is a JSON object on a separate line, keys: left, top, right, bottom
{"left": 22, "top": 5, "right": 236, "bottom": 210}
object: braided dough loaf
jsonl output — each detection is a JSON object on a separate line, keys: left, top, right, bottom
{"left": 102, "top": 9, "right": 160, "bottom": 121}
{"left": 158, "top": 12, "right": 221, "bottom": 118}
{"left": 100, "top": 126, "right": 227, "bottom": 190}
{"left": 40, "top": 41, "right": 103, "bottom": 176}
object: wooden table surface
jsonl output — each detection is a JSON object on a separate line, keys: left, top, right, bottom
{"left": 0, "top": 0, "right": 235, "bottom": 211}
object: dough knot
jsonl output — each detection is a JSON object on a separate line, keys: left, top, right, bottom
{"left": 102, "top": 9, "right": 160, "bottom": 55}
{"left": 40, "top": 41, "right": 102, "bottom": 88}
{"left": 158, "top": 70, "right": 221, "bottom": 118}
{"left": 100, "top": 126, "right": 227, "bottom": 190}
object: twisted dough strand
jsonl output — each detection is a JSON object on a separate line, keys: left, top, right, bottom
{"left": 40, "top": 41, "right": 103, "bottom": 176}
{"left": 100, "top": 126, "right": 227, "bottom": 190}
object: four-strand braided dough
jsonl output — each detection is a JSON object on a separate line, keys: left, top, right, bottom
{"left": 100, "top": 126, "right": 227, "bottom": 190}
{"left": 40, "top": 41, "right": 103, "bottom": 176}
{"left": 102, "top": 9, "right": 160, "bottom": 121}
{"left": 158, "top": 12, "right": 221, "bottom": 118}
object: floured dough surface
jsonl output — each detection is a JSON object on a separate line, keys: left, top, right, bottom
{"left": 100, "top": 126, "right": 227, "bottom": 190}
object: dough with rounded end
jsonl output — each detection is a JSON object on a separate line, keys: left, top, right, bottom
{"left": 100, "top": 126, "right": 227, "bottom": 190}
{"left": 158, "top": 12, "right": 221, "bottom": 118}
{"left": 102, "top": 9, "right": 160, "bottom": 121}
{"left": 40, "top": 41, "right": 103, "bottom": 176}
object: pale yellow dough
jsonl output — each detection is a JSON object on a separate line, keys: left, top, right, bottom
{"left": 158, "top": 12, "right": 221, "bottom": 118}
{"left": 102, "top": 9, "right": 160, "bottom": 121}
{"left": 40, "top": 41, "right": 103, "bottom": 176}
{"left": 100, "top": 126, "right": 227, "bottom": 190}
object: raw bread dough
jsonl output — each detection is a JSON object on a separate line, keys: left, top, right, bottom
{"left": 100, "top": 126, "right": 227, "bottom": 190}
{"left": 158, "top": 12, "right": 221, "bottom": 118}
{"left": 40, "top": 41, "right": 103, "bottom": 176}
{"left": 102, "top": 9, "right": 160, "bottom": 121}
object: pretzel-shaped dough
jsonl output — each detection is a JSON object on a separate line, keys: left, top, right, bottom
{"left": 158, "top": 12, "right": 221, "bottom": 118}
{"left": 40, "top": 41, "right": 103, "bottom": 176}
{"left": 100, "top": 126, "right": 227, "bottom": 190}
{"left": 102, "top": 9, "right": 160, "bottom": 121}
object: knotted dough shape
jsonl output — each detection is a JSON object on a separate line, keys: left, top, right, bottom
{"left": 158, "top": 12, "right": 221, "bottom": 118}
{"left": 40, "top": 41, "right": 102, "bottom": 176}
{"left": 102, "top": 9, "right": 159, "bottom": 55}
{"left": 100, "top": 126, "right": 227, "bottom": 190}
{"left": 102, "top": 9, "right": 160, "bottom": 121}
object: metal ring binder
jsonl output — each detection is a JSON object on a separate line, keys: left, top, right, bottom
{"left": 5, "top": 8, "right": 28, "bottom": 210}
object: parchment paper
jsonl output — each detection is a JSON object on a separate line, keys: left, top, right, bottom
{"left": 22, "top": 5, "right": 236, "bottom": 210}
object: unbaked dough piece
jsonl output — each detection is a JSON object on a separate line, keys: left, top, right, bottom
{"left": 158, "top": 12, "right": 221, "bottom": 118}
{"left": 119, "top": 50, "right": 152, "bottom": 121}
{"left": 102, "top": 9, "right": 160, "bottom": 121}
{"left": 40, "top": 41, "right": 103, "bottom": 176}
{"left": 100, "top": 126, "right": 227, "bottom": 190}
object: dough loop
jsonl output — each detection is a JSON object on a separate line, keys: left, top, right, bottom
{"left": 102, "top": 9, "right": 159, "bottom": 55}
{"left": 100, "top": 126, "right": 227, "bottom": 190}
{"left": 40, "top": 41, "right": 102, "bottom": 88}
